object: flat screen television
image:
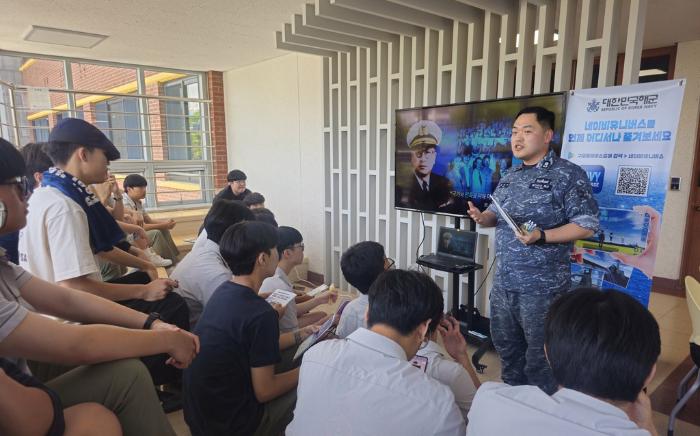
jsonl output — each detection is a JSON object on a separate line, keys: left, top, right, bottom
{"left": 394, "top": 93, "right": 566, "bottom": 217}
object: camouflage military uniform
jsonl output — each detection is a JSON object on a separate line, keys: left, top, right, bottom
{"left": 486, "top": 149, "right": 599, "bottom": 392}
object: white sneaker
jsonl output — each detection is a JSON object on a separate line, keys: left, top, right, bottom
{"left": 147, "top": 249, "right": 172, "bottom": 267}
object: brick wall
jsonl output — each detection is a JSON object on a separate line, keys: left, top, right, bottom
{"left": 19, "top": 61, "right": 230, "bottom": 202}
{"left": 207, "top": 71, "right": 229, "bottom": 190}
{"left": 22, "top": 61, "right": 159, "bottom": 123}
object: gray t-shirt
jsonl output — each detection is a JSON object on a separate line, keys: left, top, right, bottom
{"left": 170, "top": 236, "right": 231, "bottom": 324}
{"left": 0, "top": 251, "right": 35, "bottom": 372}
{"left": 260, "top": 267, "right": 299, "bottom": 333}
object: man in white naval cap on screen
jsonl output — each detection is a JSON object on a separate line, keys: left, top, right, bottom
{"left": 396, "top": 120, "right": 454, "bottom": 213}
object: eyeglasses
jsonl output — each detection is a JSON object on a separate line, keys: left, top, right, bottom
{"left": 292, "top": 243, "right": 305, "bottom": 251}
{"left": 413, "top": 149, "right": 436, "bottom": 159}
{"left": 1, "top": 176, "right": 29, "bottom": 199}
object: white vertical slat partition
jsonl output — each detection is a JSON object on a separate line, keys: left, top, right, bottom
{"left": 275, "top": 0, "right": 646, "bottom": 313}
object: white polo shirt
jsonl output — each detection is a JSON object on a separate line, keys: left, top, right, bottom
{"left": 466, "top": 382, "right": 651, "bottom": 435}
{"left": 416, "top": 340, "right": 477, "bottom": 419}
{"left": 287, "top": 328, "right": 465, "bottom": 436}
{"left": 335, "top": 293, "right": 368, "bottom": 338}
{"left": 19, "top": 186, "right": 101, "bottom": 283}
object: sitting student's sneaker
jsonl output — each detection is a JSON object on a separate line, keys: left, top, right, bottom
{"left": 147, "top": 249, "right": 172, "bottom": 267}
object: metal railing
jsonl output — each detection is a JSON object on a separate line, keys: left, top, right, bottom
{"left": 0, "top": 76, "right": 217, "bottom": 209}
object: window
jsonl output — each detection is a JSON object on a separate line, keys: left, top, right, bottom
{"left": 31, "top": 118, "right": 49, "bottom": 142}
{"left": 163, "top": 77, "right": 204, "bottom": 160}
{"left": 0, "top": 52, "right": 213, "bottom": 209}
{"left": 95, "top": 97, "right": 144, "bottom": 160}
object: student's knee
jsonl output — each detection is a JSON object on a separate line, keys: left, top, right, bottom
{"left": 64, "top": 403, "right": 122, "bottom": 436}
{"left": 101, "top": 359, "right": 153, "bottom": 390}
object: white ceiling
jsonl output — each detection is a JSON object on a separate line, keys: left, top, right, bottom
{"left": 0, "top": 0, "right": 698, "bottom": 72}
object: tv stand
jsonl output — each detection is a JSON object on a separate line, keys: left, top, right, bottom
{"left": 416, "top": 216, "right": 492, "bottom": 373}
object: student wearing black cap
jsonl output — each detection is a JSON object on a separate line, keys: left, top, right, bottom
{"left": 0, "top": 136, "right": 198, "bottom": 435}
{"left": 18, "top": 118, "right": 191, "bottom": 385}
{"left": 214, "top": 169, "right": 251, "bottom": 202}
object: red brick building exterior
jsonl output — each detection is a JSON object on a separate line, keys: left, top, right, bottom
{"left": 20, "top": 59, "right": 229, "bottom": 199}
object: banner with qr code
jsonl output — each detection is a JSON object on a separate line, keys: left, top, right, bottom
{"left": 561, "top": 79, "right": 685, "bottom": 307}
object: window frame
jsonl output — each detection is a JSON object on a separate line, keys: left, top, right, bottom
{"left": 0, "top": 49, "right": 214, "bottom": 210}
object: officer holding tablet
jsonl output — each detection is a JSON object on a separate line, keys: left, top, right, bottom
{"left": 467, "top": 106, "right": 599, "bottom": 393}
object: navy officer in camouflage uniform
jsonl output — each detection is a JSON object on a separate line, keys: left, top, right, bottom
{"left": 467, "top": 106, "right": 599, "bottom": 393}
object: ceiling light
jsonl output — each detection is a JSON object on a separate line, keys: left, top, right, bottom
{"left": 23, "top": 25, "right": 108, "bottom": 49}
{"left": 639, "top": 68, "right": 667, "bottom": 77}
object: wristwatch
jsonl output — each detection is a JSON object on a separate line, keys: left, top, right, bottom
{"left": 143, "top": 312, "right": 161, "bottom": 330}
{"left": 535, "top": 229, "right": 547, "bottom": 245}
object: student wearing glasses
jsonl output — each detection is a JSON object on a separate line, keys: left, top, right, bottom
{"left": 259, "top": 226, "right": 337, "bottom": 335}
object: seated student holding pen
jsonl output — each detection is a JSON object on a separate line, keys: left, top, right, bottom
{"left": 335, "top": 241, "right": 393, "bottom": 338}
{"left": 0, "top": 136, "right": 199, "bottom": 436}
{"left": 184, "top": 221, "right": 316, "bottom": 436}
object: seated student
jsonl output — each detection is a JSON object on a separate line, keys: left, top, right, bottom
{"left": 335, "top": 241, "right": 392, "bottom": 338}
{"left": 260, "top": 226, "right": 336, "bottom": 333}
{"left": 243, "top": 192, "right": 265, "bottom": 209}
{"left": 122, "top": 174, "right": 180, "bottom": 264}
{"left": 0, "top": 142, "right": 49, "bottom": 263}
{"left": 17, "top": 120, "right": 190, "bottom": 384}
{"left": 214, "top": 169, "right": 251, "bottom": 202}
{"left": 252, "top": 207, "right": 278, "bottom": 227}
{"left": 0, "top": 137, "right": 199, "bottom": 435}
{"left": 171, "top": 199, "right": 254, "bottom": 325}
{"left": 287, "top": 270, "right": 465, "bottom": 435}
{"left": 467, "top": 288, "right": 660, "bottom": 436}
{"left": 184, "top": 221, "right": 314, "bottom": 436}
{"left": 416, "top": 315, "right": 480, "bottom": 419}
{"left": 91, "top": 175, "right": 171, "bottom": 267}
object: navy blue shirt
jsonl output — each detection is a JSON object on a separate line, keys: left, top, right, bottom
{"left": 0, "top": 232, "right": 19, "bottom": 264}
{"left": 487, "top": 150, "right": 599, "bottom": 294}
{"left": 183, "top": 281, "right": 281, "bottom": 436}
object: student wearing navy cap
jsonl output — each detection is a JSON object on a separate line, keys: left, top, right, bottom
{"left": 18, "top": 118, "right": 191, "bottom": 386}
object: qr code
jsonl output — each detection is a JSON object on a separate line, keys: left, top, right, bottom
{"left": 615, "top": 166, "right": 651, "bottom": 197}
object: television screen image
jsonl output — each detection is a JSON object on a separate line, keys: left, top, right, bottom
{"left": 394, "top": 93, "right": 566, "bottom": 217}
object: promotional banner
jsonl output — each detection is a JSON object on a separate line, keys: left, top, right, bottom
{"left": 562, "top": 79, "right": 685, "bottom": 307}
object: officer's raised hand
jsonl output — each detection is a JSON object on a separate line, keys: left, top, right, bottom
{"left": 467, "top": 201, "right": 483, "bottom": 223}
{"left": 467, "top": 201, "right": 497, "bottom": 227}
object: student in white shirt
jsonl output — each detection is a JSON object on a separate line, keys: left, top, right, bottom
{"left": 288, "top": 270, "right": 465, "bottom": 436}
{"left": 0, "top": 137, "right": 199, "bottom": 435}
{"left": 336, "top": 241, "right": 393, "bottom": 338}
{"left": 467, "top": 287, "right": 660, "bottom": 436}
{"left": 18, "top": 118, "right": 190, "bottom": 385}
{"left": 415, "top": 315, "right": 480, "bottom": 419}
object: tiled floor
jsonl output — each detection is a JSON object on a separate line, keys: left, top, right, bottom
{"left": 168, "top": 291, "right": 700, "bottom": 435}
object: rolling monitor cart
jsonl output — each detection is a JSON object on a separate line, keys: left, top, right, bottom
{"left": 416, "top": 219, "right": 492, "bottom": 372}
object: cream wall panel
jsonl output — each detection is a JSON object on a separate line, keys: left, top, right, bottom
{"left": 224, "top": 54, "right": 325, "bottom": 274}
